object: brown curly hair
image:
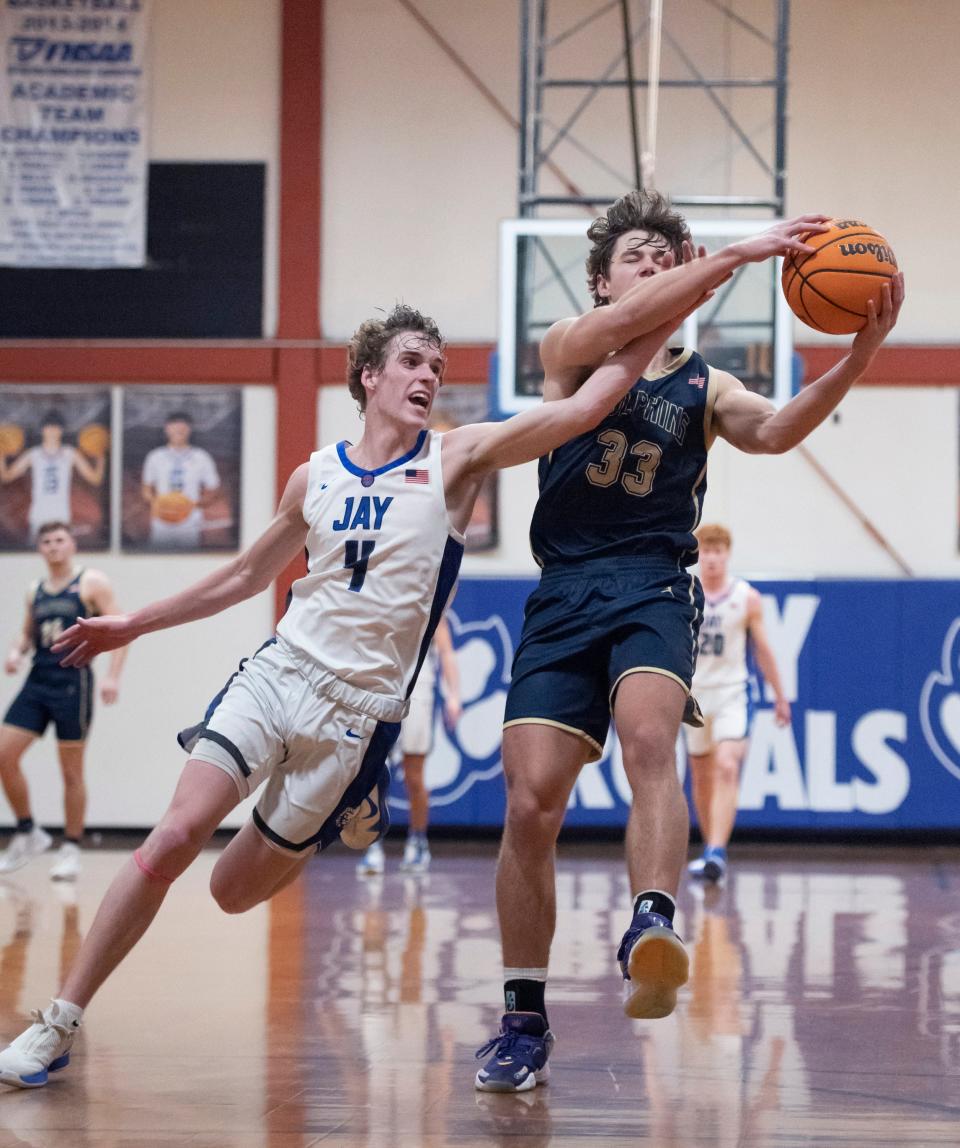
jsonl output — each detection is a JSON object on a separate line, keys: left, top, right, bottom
{"left": 347, "top": 304, "right": 445, "bottom": 412}
{"left": 696, "top": 523, "right": 732, "bottom": 549}
{"left": 586, "top": 189, "right": 691, "bottom": 306}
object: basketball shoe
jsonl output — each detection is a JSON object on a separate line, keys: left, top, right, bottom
{"left": 0, "top": 1000, "right": 82, "bottom": 1088}
{"left": 399, "top": 833, "right": 431, "bottom": 873}
{"left": 475, "top": 1012, "right": 554, "bottom": 1093}
{"left": 0, "top": 827, "right": 52, "bottom": 873}
{"left": 49, "top": 842, "right": 81, "bottom": 882}
{"left": 356, "top": 840, "right": 385, "bottom": 876}
{"left": 618, "top": 913, "right": 689, "bottom": 1019}
{"left": 689, "top": 846, "right": 727, "bottom": 883}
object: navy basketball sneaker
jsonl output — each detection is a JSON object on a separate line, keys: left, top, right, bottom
{"left": 618, "top": 913, "right": 689, "bottom": 1019}
{"left": 475, "top": 1012, "right": 554, "bottom": 1092}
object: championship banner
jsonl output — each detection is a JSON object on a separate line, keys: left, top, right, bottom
{"left": 388, "top": 578, "right": 960, "bottom": 832}
{"left": 0, "top": 0, "right": 150, "bottom": 267}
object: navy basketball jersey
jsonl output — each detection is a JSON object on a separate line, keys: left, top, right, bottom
{"left": 529, "top": 349, "right": 717, "bottom": 568}
{"left": 31, "top": 570, "right": 88, "bottom": 672}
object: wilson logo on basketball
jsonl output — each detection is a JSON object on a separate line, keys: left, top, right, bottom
{"left": 839, "top": 242, "right": 897, "bottom": 265}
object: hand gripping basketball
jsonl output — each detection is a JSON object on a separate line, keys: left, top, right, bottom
{"left": 782, "top": 219, "right": 898, "bottom": 334}
{"left": 77, "top": 423, "right": 110, "bottom": 457}
{"left": 0, "top": 423, "right": 24, "bottom": 457}
{"left": 153, "top": 491, "right": 196, "bottom": 524}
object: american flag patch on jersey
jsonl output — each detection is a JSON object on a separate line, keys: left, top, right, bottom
{"left": 687, "top": 375, "right": 706, "bottom": 389}
{"left": 405, "top": 468, "right": 429, "bottom": 484}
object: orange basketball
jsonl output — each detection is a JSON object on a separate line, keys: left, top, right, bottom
{"left": 77, "top": 422, "right": 110, "bottom": 457}
{"left": 0, "top": 423, "right": 24, "bottom": 456}
{"left": 781, "top": 219, "right": 898, "bottom": 334}
{"left": 154, "top": 491, "right": 195, "bottom": 524}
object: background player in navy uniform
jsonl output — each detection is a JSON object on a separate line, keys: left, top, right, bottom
{"left": 0, "top": 287, "right": 719, "bottom": 1090}
{"left": 685, "top": 523, "right": 791, "bottom": 883}
{"left": 0, "top": 522, "right": 125, "bottom": 881}
{"left": 477, "top": 191, "right": 903, "bottom": 1093}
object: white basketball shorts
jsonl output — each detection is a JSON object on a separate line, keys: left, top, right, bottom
{"left": 684, "top": 682, "right": 749, "bottom": 755}
{"left": 179, "top": 638, "right": 403, "bottom": 855}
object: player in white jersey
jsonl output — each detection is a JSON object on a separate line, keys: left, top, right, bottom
{"left": 685, "top": 524, "right": 791, "bottom": 882}
{"left": 0, "top": 411, "right": 105, "bottom": 540}
{"left": 0, "top": 277, "right": 721, "bottom": 1088}
{"left": 141, "top": 411, "right": 221, "bottom": 548}
{"left": 357, "top": 616, "right": 460, "bottom": 875}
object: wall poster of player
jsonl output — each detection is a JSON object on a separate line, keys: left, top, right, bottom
{"left": 432, "top": 383, "right": 498, "bottom": 551}
{"left": 121, "top": 388, "right": 242, "bottom": 553}
{"left": 0, "top": 387, "right": 112, "bottom": 551}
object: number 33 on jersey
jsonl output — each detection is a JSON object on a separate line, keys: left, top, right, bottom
{"left": 528, "top": 349, "right": 716, "bottom": 568}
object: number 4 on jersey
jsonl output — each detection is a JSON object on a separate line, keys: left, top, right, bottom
{"left": 344, "top": 540, "right": 376, "bottom": 592}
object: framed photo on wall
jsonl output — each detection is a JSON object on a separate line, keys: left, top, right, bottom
{"left": 432, "top": 384, "right": 498, "bottom": 552}
{"left": 0, "top": 386, "right": 111, "bottom": 551}
{"left": 121, "top": 388, "right": 242, "bottom": 553}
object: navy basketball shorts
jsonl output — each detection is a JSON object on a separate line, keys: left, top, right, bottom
{"left": 3, "top": 667, "right": 94, "bottom": 743}
{"left": 504, "top": 556, "right": 704, "bottom": 762}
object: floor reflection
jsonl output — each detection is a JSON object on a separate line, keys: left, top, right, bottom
{"left": 1, "top": 843, "right": 959, "bottom": 1145}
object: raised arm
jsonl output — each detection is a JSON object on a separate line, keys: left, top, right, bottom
{"left": 745, "top": 588, "right": 790, "bottom": 727}
{"left": 53, "top": 463, "right": 310, "bottom": 667}
{"left": 545, "top": 216, "right": 829, "bottom": 374}
{"left": 713, "top": 273, "right": 904, "bottom": 454}
{"left": 72, "top": 447, "right": 105, "bottom": 486}
{"left": 0, "top": 449, "right": 32, "bottom": 485}
{"left": 444, "top": 291, "right": 711, "bottom": 487}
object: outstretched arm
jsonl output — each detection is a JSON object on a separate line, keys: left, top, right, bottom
{"left": 444, "top": 290, "right": 711, "bottom": 480}
{"left": 53, "top": 464, "right": 310, "bottom": 667}
{"left": 545, "top": 216, "right": 830, "bottom": 373}
{"left": 713, "top": 273, "right": 904, "bottom": 454}
{"left": 746, "top": 588, "right": 790, "bottom": 727}
{"left": 0, "top": 450, "right": 32, "bottom": 484}
{"left": 72, "top": 447, "right": 105, "bottom": 486}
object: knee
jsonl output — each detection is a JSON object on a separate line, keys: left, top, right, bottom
{"left": 504, "top": 782, "right": 565, "bottom": 849}
{"left": 142, "top": 816, "right": 208, "bottom": 876}
{"left": 713, "top": 749, "right": 741, "bottom": 785}
{"left": 209, "top": 870, "right": 261, "bottom": 915}
{"left": 621, "top": 728, "right": 677, "bottom": 778}
{"left": 60, "top": 766, "right": 84, "bottom": 791}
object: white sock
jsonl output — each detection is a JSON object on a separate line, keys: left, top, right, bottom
{"left": 45, "top": 998, "right": 83, "bottom": 1029}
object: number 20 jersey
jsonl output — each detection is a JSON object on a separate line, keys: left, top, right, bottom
{"left": 529, "top": 348, "right": 717, "bottom": 569}
{"left": 276, "top": 429, "right": 464, "bottom": 706}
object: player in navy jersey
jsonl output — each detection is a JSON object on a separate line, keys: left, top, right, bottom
{"left": 0, "top": 288, "right": 722, "bottom": 1090}
{"left": 477, "top": 191, "right": 903, "bottom": 1093}
{"left": 1, "top": 522, "right": 125, "bottom": 881}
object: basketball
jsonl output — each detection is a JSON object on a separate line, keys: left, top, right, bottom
{"left": 0, "top": 422, "right": 24, "bottom": 456}
{"left": 153, "top": 491, "right": 196, "bottom": 524}
{"left": 781, "top": 219, "right": 897, "bottom": 335}
{"left": 77, "top": 422, "right": 111, "bottom": 457}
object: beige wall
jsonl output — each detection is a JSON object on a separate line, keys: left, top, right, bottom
{"left": 322, "top": 0, "right": 956, "bottom": 343}
{"left": 0, "top": 388, "right": 277, "bottom": 828}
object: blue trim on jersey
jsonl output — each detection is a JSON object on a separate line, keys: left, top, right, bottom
{"left": 252, "top": 718, "right": 401, "bottom": 853}
{"left": 336, "top": 430, "right": 427, "bottom": 480}
{"left": 406, "top": 534, "right": 464, "bottom": 700}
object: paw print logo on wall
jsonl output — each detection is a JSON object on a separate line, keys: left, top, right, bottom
{"left": 920, "top": 619, "right": 960, "bottom": 782}
{"left": 394, "top": 608, "right": 514, "bottom": 810}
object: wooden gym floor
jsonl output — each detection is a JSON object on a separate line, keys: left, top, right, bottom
{"left": 0, "top": 839, "right": 959, "bottom": 1146}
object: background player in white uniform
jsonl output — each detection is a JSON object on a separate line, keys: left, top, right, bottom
{"left": 0, "top": 282, "right": 717, "bottom": 1089}
{"left": 357, "top": 616, "right": 460, "bottom": 875}
{"left": 685, "top": 524, "right": 790, "bottom": 882}
{"left": 0, "top": 411, "right": 105, "bottom": 540}
{"left": 141, "top": 411, "right": 220, "bottom": 548}
{"left": 0, "top": 522, "right": 125, "bottom": 881}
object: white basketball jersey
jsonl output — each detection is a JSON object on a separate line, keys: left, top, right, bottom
{"left": 276, "top": 430, "right": 464, "bottom": 706}
{"left": 693, "top": 578, "right": 751, "bottom": 691}
{"left": 29, "top": 446, "right": 74, "bottom": 528}
{"left": 142, "top": 445, "right": 220, "bottom": 501}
